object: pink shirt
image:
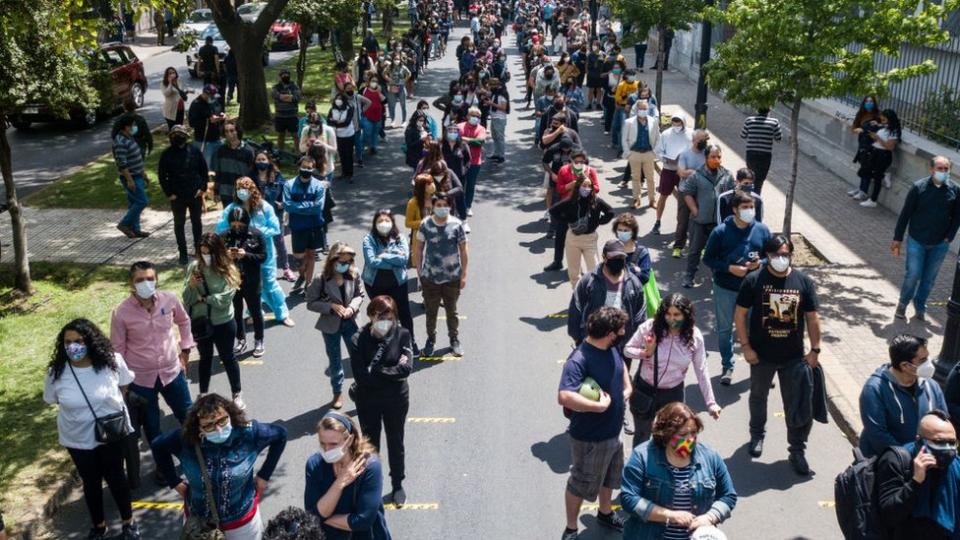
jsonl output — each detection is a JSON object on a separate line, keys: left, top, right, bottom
{"left": 110, "top": 291, "right": 194, "bottom": 388}
{"left": 457, "top": 121, "right": 487, "bottom": 166}
{"left": 623, "top": 319, "right": 717, "bottom": 409}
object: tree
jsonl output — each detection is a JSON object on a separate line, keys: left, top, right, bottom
{"left": 608, "top": 0, "right": 704, "bottom": 105}
{"left": 282, "top": 0, "right": 325, "bottom": 88}
{"left": 208, "top": 0, "right": 292, "bottom": 130}
{"left": 706, "top": 0, "right": 958, "bottom": 235}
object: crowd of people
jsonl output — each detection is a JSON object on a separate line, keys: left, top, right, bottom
{"left": 53, "top": 0, "right": 960, "bottom": 538}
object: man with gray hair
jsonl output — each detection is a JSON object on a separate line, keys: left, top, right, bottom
{"left": 891, "top": 156, "right": 960, "bottom": 321}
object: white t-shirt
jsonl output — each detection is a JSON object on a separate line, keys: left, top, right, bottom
{"left": 872, "top": 127, "right": 898, "bottom": 150}
{"left": 491, "top": 94, "right": 509, "bottom": 120}
{"left": 43, "top": 353, "right": 135, "bottom": 450}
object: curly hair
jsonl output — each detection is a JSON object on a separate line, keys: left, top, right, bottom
{"left": 181, "top": 393, "right": 250, "bottom": 448}
{"left": 263, "top": 507, "right": 326, "bottom": 540}
{"left": 48, "top": 318, "right": 117, "bottom": 381}
{"left": 651, "top": 402, "right": 704, "bottom": 448}
{"left": 235, "top": 176, "right": 263, "bottom": 213}
{"left": 652, "top": 293, "right": 696, "bottom": 350}
{"left": 197, "top": 232, "right": 242, "bottom": 289}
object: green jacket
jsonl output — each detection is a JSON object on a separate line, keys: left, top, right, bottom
{"left": 182, "top": 261, "right": 237, "bottom": 326}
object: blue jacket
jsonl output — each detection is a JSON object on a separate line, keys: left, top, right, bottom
{"left": 702, "top": 215, "right": 771, "bottom": 292}
{"left": 151, "top": 421, "right": 288, "bottom": 524}
{"left": 620, "top": 440, "right": 737, "bottom": 540}
{"left": 859, "top": 365, "right": 947, "bottom": 458}
{"left": 361, "top": 232, "right": 409, "bottom": 287}
{"left": 216, "top": 200, "right": 281, "bottom": 268}
{"left": 283, "top": 176, "right": 327, "bottom": 231}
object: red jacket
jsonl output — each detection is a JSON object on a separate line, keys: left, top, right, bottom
{"left": 555, "top": 164, "right": 600, "bottom": 200}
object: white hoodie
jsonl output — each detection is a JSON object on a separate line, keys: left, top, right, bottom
{"left": 655, "top": 124, "right": 693, "bottom": 170}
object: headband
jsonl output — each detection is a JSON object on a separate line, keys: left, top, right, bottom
{"left": 323, "top": 412, "right": 353, "bottom": 433}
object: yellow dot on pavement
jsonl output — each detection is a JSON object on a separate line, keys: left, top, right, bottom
{"left": 818, "top": 500, "right": 836, "bottom": 508}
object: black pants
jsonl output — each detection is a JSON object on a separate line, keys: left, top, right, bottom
{"left": 552, "top": 220, "right": 569, "bottom": 265}
{"left": 68, "top": 442, "right": 133, "bottom": 526}
{"left": 121, "top": 392, "right": 148, "bottom": 489}
{"left": 630, "top": 382, "right": 685, "bottom": 449}
{"left": 859, "top": 149, "right": 893, "bottom": 202}
{"left": 198, "top": 319, "right": 241, "bottom": 394}
{"left": 337, "top": 135, "right": 355, "bottom": 178}
{"left": 357, "top": 382, "right": 409, "bottom": 488}
{"left": 749, "top": 359, "right": 814, "bottom": 453}
{"left": 685, "top": 222, "right": 715, "bottom": 278}
{"left": 234, "top": 281, "right": 264, "bottom": 341}
{"left": 603, "top": 93, "right": 615, "bottom": 132}
{"left": 746, "top": 150, "right": 773, "bottom": 194}
{"left": 171, "top": 196, "right": 203, "bottom": 259}
{"left": 674, "top": 198, "right": 691, "bottom": 249}
{"left": 365, "top": 280, "right": 416, "bottom": 342}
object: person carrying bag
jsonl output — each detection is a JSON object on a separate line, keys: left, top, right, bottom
{"left": 180, "top": 446, "right": 226, "bottom": 540}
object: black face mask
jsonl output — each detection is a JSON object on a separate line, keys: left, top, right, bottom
{"left": 921, "top": 439, "right": 958, "bottom": 469}
{"left": 605, "top": 258, "right": 626, "bottom": 275}
{"left": 281, "top": 76, "right": 291, "bottom": 83}
{"left": 171, "top": 135, "right": 188, "bottom": 147}
{"left": 697, "top": 140, "right": 708, "bottom": 151}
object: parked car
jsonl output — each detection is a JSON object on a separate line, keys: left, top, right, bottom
{"left": 237, "top": 2, "right": 267, "bottom": 23}
{"left": 9, "top": 43, "right": 147, "bottom": 130}
{"left": 178, "top": 8, "right": 214, "bottom": 37}
{"left": 186, "top": 24, "right": 270, "bottom": 78}
{"left": 271, "top": 20, "right": 302, "bottom": 50}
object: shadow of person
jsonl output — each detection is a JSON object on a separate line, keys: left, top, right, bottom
{"left": 531, "top": 432, "right": 572, "bottom": 474}
{"left": 520, "top": 308, "right": 569, "bottom": 332}
{"left": 724, "top": 442, "right": 815, "bottom": 497}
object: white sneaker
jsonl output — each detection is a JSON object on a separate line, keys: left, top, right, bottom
{"left": 463, "top": 222, "right": 471, "bottom": 234}
{"left": 467, "top": 209, "right": 474, "bottom": 217}
{"left": 859, "top": 199, "right": 878, "bottom": 208}
{"left": 852, "top": 191, "right": 868, "bottom": 201}
{"left": 232, "top": 392, "right": 247, "bottom": 411}
{"left": 883, "top": 175, "right": 892, "bottom": 189}
{"left": 847, "top": 188, "right": 860, "bottom": 197}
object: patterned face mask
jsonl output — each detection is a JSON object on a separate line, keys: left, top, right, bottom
{"left": 669, "top": 433, "right": 696, "bottom": 458}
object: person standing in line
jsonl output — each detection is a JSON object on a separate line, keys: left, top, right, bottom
{"left": 611, "top": 69, "right": 639, "bottom": 154}
{"left": 218, "top": 207, "right": 268, "bottom": 358}
{"left": 272, "top": 68, "right": 302, "bottom": 152}
{"left": 487, "top": 77, "right": 510, "bottom": 163}
{"left": 183, "top": 233, "right": 244, "bottom": 409}
{"left": 739, "top": 107, "right": 782, "bottom": 194}
{"left": 253, "top": 151, "right": 296, "bottom": 282}
{"left": 848, "top": 95, "right": 881, "bottom": 199}
{"left": 188, "top": 84, "right": 225, "bottom": 168}
{"left": 544, "top": 147, "right": 598, "bottom": 273}
{"left": 680, "top": 144, "right": 731, "bottom": 289}
{"left": 612, "top": 214, "right": 652, "bottom": 285}
{"left": 328, "top": 88, "right": 360, "bottom": 181}
{"left": 359, "top": 76, "right": 386, "bottom": 157}
{"left": 197, "top": 35, "right": 221, "bottom": 86}
{"left": 855, "top": 108, "right": 901, "bottom": 208}
{"left": 703, "top": 191, "right": 771, "bottom": 385}
{"left": 891, "top": 156, "right": 960, "bottom": 321}
{"left": 160, "top": 67, "right": 189, "bottom": 129}
{"left": 44, "top": 319, "right": 142, "bottom": 540}
{"left": 223, "top": 49, "right": 239, "bottom": 104}
{"left": 736, "top": 234, "right": 822, "bottom": 476}
{"left": 716, "top": 168, "right": 764, "bottom": 224}
{"left": 652, "top": 115, "right": 692, "bottom": 235}
{"left": 284, "top": 156, "right": 329, "bottom": 293}
{"left": 672, "top": 130, "right": 709, "bottom": 258}
{"left": 457, "top": 107, "right": 488, "bottom": 227}
{"left": 212, "top": 120, "right": 255, "bottom": 207}
{"left": 362, "top": 209, "right": 419, "bottom": 356}
{"left": 622, "top": 98, "right": 660, "bottom": 210}
{"left": 557, "top": 307, "right": 630, "bottom": 540}
{"left": 112, "top": 116, "right": 150, "bottom": 239}
{"left": 550, "top": 176, "right": 615, "bottom": 287}
{"left": 158, "top": 125, "right": 207, "bottom": 265}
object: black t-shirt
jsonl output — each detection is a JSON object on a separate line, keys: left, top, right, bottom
{"left": 198, "top": 43, "right": 219, "bottom": 73}
{"left": 736, "top": 267, "right": 818, "bottom": 363}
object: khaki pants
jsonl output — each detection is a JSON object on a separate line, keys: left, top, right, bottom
{"left": 421, "top": 279, "right": 461, "bottom": 340}
{"left": 628, "top": 150, "right": 658, "bottom": 205}
{"left": 565, "top": 231, "right": 598, "bottom": 286}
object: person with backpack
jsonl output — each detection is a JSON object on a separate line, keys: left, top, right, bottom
{"left": 859, "top": 334, "right": 947, "bottom": 458}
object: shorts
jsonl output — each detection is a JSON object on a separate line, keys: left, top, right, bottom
{"left": 587, "top": 76, "right": 605, "bottom": 89}
{"left": 291, "top": 227, "right": 325, "bottom": 253}
{"left": 658, "top": 168, "right": 681, "bottom": 196}
{"left": 274, "top": 116, "right": 299, "bottom": 135}
{"left": 567, "top": 435, "right": 623, "bottom": 501}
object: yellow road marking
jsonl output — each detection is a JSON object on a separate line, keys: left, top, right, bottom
{"left": 419, "top": 355, "right": 464, "bottom": 361}
{"left": 930, "top": 301, "right": 947, "bottom": 307}
{"left": 547, "top": 312, "right": 568, "bottom": 319}
{"left": 132, "top": 501, "right": 183, "bottom": 510}
{"left": 580, "top": 504, "right": 622, "bottom": 513}
{"left": 774, "top": 411, "right": 785, "bottom": 417}
{"left": 407, "top": 417, "right": 456, "bottom": 423}
{"left": 818, "top": 500, "right": 836, "bottom": 508}
{"left": 384, "top": 502, "right": 440, "bottom": 510}
{"left": 239, "top": 360, "right": 264, "bottom": 366}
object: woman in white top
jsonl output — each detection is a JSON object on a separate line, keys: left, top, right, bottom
{"left": 857, "top": 108, "right": 902, "bottom": 208}
{"left": 623, "top": 293, "right": 721, "bottom": 448}
{"left": 43, "top": 319, "right": 140, "bottom": 540}
{"left": 160, "top": 67, "right": 190, "bottom": 130}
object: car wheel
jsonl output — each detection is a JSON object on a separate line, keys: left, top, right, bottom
{"left": 130, "top": 82, "right": 145, "bottom": 108}
{"left": 11, "top": 117, "right": 31, "bottom": 130}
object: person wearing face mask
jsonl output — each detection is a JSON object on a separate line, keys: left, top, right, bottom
{"left": 567, "top": 240, "right": 646, "bottom": 345}
{"left": 550, "top": 166, "right": 615, "bottom": 284}
{"left": 307, "top": 243, "right": 365, "bottom": 410}
{"left": 622, "top": 97, "right": 660, "bottom": 208}
{"left": 612, "top": 69, "right": 640, "bottom": 153}
{"left": 671, "top": 129, "right": 710, "bottom": 257}
{"left": 272, "top": 68, "right": 302, "bottom": 152}
{"left": 284, "top": 156, "right": 330, "bottom": 292}
{"left": 876, "top": 410, "right": 960, "bottom": 539}
{"left": 404, "top": 111, "right": 432, "bottom": 170}
{"left": 44, "top": 319, "right": 142, "bottom": 540}
{"left": 252, "top": 152, "right": 297, "bottom": 282}
{"left": 620, "top": 402, "right": 737, "bottom": 540}
{"left": 349, "top": 296, "right": 414, "bottom": 505}
{"left": 384, "top": 58, "right": 412, "bottom": 128}
{"left": 586, "top": 40, "right": 605, "bottom": 110}
{"left": 891, "top": 156, "right": 960, "bottom": 322}
{"left": 487, "top": 78, "right": 510, "bottom": 163}
{"left": 158, "top": 125, "right": 208, "bottom": 265}
{"left": 739, "top": 107, "right": 782, "bottom": 194}
{"left": 304, "top": 412, "right": 393, "bottom": 537}
{"left": 212, "top": 120, "right": 255, "bottom": 207}
{"left": 362, "top": 210, "right": 418, "bottom": 355}
{"left": 360, "top": 78, "right": 387, "bottom": 156}
{"left": 112, "top": 116, "right": 150, "bottom": 239}
{"left": 217, "top": 207, "right": 267, "bottom": 358}
{"left": 152, "top": 393, "right": 288, "bottom": 540}
{"left": 299, "top": 113, "right": 339, "bottom": 179}
{"left": 703, "top": 192, "right": 771, "bottom": 385}
{"left": 328, "top": 87, "right": 369, "bottom": 180}
{"left": 858, "top": 334, "right": 947, "bottom": 458}
{"left": 111, "top": 100, "right": 153, "bottom": 159}
{"left": 545, "top": 150, "right": 598, "bottom": 271}
{"left": 716, "top": 168, "right": 764, "bottom": 224}
{"left": 735, "top": 234, "right": 822, "bottom": 476}
{"left": 456, "top": 107, "right": 488, "bottom": 221}
{"left": 534, "top": 63, "right": 561, "bottom": 104}
{"left": 680, "top": 145, "right": 732, "bottom": 288}
{"left": 611, "top": 214, "right": 652, "bottom": 285}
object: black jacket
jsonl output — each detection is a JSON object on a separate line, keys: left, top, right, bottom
{"left": 219, "top": 226, "right": 267, "bottom": 289}
{"left": 350, "top": 324, "right": 413, "bottom": 393}
{"left": 549, "top": 196, "right": 614, "bottom": 235}
{"left": 876, "top": 445, "right": 952, "bottom": 540}
{"left": 158, "top": 143, "right": 208, "bottom": 199}
{"left": 188, "top": 96, "right": 221, "bottom": 142}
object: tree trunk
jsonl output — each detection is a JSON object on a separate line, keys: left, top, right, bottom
{"left": 782, "top": 98, "right": 802, "bottom": 237}
{"left": 336, "top": 28, "right": 355, "bottom": 65}
{"left": 382, "top": 1, "right": 394, "bottom": 37}
{"left": 296, "top": 26, "right": 311, "bottom": 88}
{"left": 655, "top": 24, "right": 665, "bottom": 106}
{"left": 0, "top": 119, "right": 33, "bottom": 295}
{"left": 235, "top": 27, "right": 271, "bottom": 131}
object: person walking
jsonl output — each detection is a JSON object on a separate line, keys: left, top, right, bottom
{"left": 736, "top": 234, "right": 822, "bottom": 476}
{"left": 457, "top": 107, "right": 488, "bottom": 221}
{"left": 739, "top": 107, "right": 782, "bottom": 194}
{"left": 362, "top": 210, "right": 418, "bottom": 355}
{"left": 183, "top": 233, "right": 244, "bottom": 408}
{"left": 44, "top": 319, "right": 141, "bottom": 540}
{"left": 891, "top": 156, "right": 960, "bottom": 321}
{"left": 158, "top": 125, "right": 207, "bottom": 265}
{"left": 218, "top": 207, "right": 267, "bottom": 358}
{"left": 307, "top": 243, "right": 365, "bottom": 411}
{"left": 112, "top": 115, "right": 149, "bottom": 239}
{"left": 272, "top": 68, "right": 302, "bottom": 152}
{"left": 549, "top": 175, "right": 615, "bottom": 287}
{"left": 622, "top": 99, "right": 660, "bottom": 210}
{"left": 681, "top": 144, "right": 732, "bottom": 288}
{"left": 350, "top": 295, "right": 414, "bottom": 506}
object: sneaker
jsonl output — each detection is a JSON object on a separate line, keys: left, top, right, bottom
{"left": 253, "top": 340, "right": 264, "bottom": 358}
{"left": 682, "top": 275, "right": 694, "bottom": 288}
{"left": 282, "top": 268, "right": 297, "bottom": 282}
{"left": 852, "top": 191, "right": 868, "bottom": 201}
{"left": 463, "top": 222, "right": 471, "bottom": 234}
{"left": 178, "top": 253, "right": 189, "bottom": 266}
{"left": 847, "top": 188, "right": 860, "bottom": 197}
{"left": 541, "top": 211, "right": 551, "bottom": 222}
{"left": 423, "top": 338, "right": 436, "bottom": 357}
{"left": 293, "top": 275, "right": 305, "bottom": 291}
{"left": 233, "top": 339, "right": 247, "bottom": 355}
{"left": 596, "top": 510, "right": 626, "bottom": 532}
{"left": 543, "top": 261, "right": 563, "bottom": 272}
{"left": 748, "top": 437, "right": 764, "bottom": 458}
{"left": 233, "top": 392, "right": 247, "bottom": 411}
{"left": 651, "top": 221, "right": 661, "bottom": 235}
{"left": 88, "top": 526, "right": 108, "bottom": 540}
{"left": 392, "top": 487, "right": 407, "bottom": 507}
{"left": 450, "top": 339, "right": 463, "bottom": 357}
{"left": 789, "top": 452, "right": 811, "bottom": 476}
{"left": 116, "top": 224, "right": 137, "bottom": 238}
{"left": 281, "top": 317, "right": 296, "bottom": 327}
{"left": 412, "top": 341, "right": 421, "bottom": 358}
{"left": 720, "top": 368, "right": 733, "bottom": 386}
{"left": 859, "top": 199, "right": 878, "bottom": 208}
{"left": 467, "top": 209, "right": 474, "bottom": 217}
{"left": 561, "top": 528, "right": 579, "bottom": 540}
{"left": 121, "top": 522, "right": 142, "bottom": 540}
{"left": 894, "top": 303, "right": 907, "bottom": 320}
{"left": 672, "top": 248, "right": 682, "bottom": 258}
{"left": 618, "top": 180, "right": 629, "bottom": 189}
{"left": 332, "top": 393, "right": 343, "bottom": 410}
{"left": 915, "top": 311, "right": 926, "bottom": 323}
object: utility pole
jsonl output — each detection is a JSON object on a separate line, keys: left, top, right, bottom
{"left": 694, "top": 0, "right": 715, "bottom": 129}
{"left": 935, "top": 256, "right": 960, "bottom": 383}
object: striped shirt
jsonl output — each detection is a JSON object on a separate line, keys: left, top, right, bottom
{"left": 112, "top": 133, "right": 144, "bottom": 175}
{"left": 740, "top": 115, "right": 782, "bottom": 154}
{"left": 663, "top": 464, "right": 694, "bottom": 540}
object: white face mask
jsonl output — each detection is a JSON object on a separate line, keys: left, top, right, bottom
{"left": 769, "top": 255, "right": 790, "bottom": 273}
{"left": 134, "top": 279, "right": 156, "bottom": 299}
{"left": 321, "top": 442, "right": 347, "bottom": 464}
{"left": 372, "top": 319, "right": 394, "bottom": 337}
{"left": 916, "top": 358, "right": 936, "bottom": 379}
{"left": 376, "top": 221, "right": 393, "bottom": 236}
{"left": 738, "top": 207, "right": 756, "bottom": 224}
{"left": 202, "top": 254, "right": 212, "bottom": 266}
{"left": 672, "top": 126, "right": 683, "bottom": 134}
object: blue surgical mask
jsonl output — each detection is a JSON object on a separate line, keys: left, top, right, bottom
{"left": 469, "top": 116, "right": 480, "bottom": 126}
{"left": 864, "top": 102, "right": 875, "bottom": 111}
{"left": 205, "top": 421, "right": 232, "bottom": 444}
{"left": 738, "top": 207, "right": 756, "bottom": 224}
{"left": 335, "top": 262, "right": 350, "bottom": 273}
{"left": 934, "top": 171, "right": 950, "bottom": 184}
{"left": 616, "top": 231, "right": 632, "bottom": 242}
{"left": 446, "top": 132, "right": 459, "bottom": 142}
{"left": 131, "top": 125, "right": 139, "bottom": 136}
{"left": 236, "top": 188, "right": 250, "bottom": 202}
{"left": 66, "top": 342, "right": 87, "bottom": 363}
{"left": 579, "top": 187, "right": 592, "bottom": 197}
{"left": 433, "top": 206, "right": 450, "bottom": 218}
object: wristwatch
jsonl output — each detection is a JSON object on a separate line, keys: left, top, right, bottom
{"left": 810, "top": 347, "right": 821, "bottom": 354}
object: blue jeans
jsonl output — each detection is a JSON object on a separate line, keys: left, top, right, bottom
{"left": 119, "top": 175, "right": 149, "bottom": 233}
{"left": 713, "top": 284, "right": 739, "bottom": 370}
{"left": 634, "top": 43, "right": 648, "bottom": 69}
{"left": 611, "top": 108, "right": 625, "bottom": 151}
{"left": 464, "top": 164, "right": 481, "bottom": 211}
{"left": 322, "top": 319, "right": 359, "bottom": 394}
{"left": 354, "top": 122, "right": 365, "bottom": 162}
{"left": 129, "top": 371, "right": 192, "bottom": 447}
{"left": 490, "top": 117, "right": 507, "bottom": 159}
{"left": 899, "top": 237, "right": 950, "bottom": 313}
{"left": 359, "top": 116, "right": 378, "bottom": 154}
{"left": 195, "top": 140, "right": 221, "bottom": 169}
{"left": 387, "top": 88, "right": 407, "bottom": 123}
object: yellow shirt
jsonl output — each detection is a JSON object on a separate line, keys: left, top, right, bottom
{"left": 405, "top": 197, "right": 423, "bottom": 232}
{"left": 614, "top": 80, "right": 639, "bottom": 107}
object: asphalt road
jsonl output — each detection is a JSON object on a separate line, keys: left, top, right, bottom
{"left": 49, "top": 26, "right": 850, "bottom": 540}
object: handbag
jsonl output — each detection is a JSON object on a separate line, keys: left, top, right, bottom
{"left": 643, "top": 270, "right": 662, "bottom": 319}
{"left": 67, "top": 362, "right": 132, "bottom": 444}
{"left": 180, "top": 446, "right": 226, "bottom": 540}
{"left": 190, "top": 277, "right": 214, "bottom": 341}
{"left": 629, "top": 344, "right": 659, "bottom": 418}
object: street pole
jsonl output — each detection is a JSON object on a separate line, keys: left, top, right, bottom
{"left": 694, "top": 0, "right": 715, "bottom": 130}
{"left": 589, "top": 0, "right": 598, "bottom": 38}
{"left": 935, "top": 255, "right": 960, "bottom": 383}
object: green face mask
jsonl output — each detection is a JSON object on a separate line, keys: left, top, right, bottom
{"left": 668, "top": 318, "right": 684, "bottom": 329}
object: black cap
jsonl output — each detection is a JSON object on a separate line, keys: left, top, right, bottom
{"left": 603, "top": 240, "right": 627, "bottom": 258}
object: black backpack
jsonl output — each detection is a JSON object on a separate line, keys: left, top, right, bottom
{"left": 834, "top": 446, "right": 911, "bottom": 539}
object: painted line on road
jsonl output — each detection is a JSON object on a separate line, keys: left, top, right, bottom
{"left": 774, "top": 411, "right": 785, "bottom": 417}
{"left": 239, "top": 360, "right": 264, "bottom": 366}
{"left": 818, "top": 500, "right": 836, "bottom": 508}
{"left": 547, "top": 312, "right": 568, "bottom": 319}
{"left": 419, "top": 355, "right": 464, "bottom": 361}
{"left": 557, "top": 359, "right": 566, "bottom": 364}
{"left": 384, "top": 502, "right": 440, "bottom": 510}
{"left": 929, "top": 300, "right": 947, "bottom": 307}
{"left": 437, "top": 315, "right": 467, "bottom": 320}
{"left": 132, "top": 501, "right": 183, "bottom": 510}
{"left": 580, "top": 504, "right": 622, "bottom": 513}
{"left": 407, "top": 417, "right": 456, "bottom": 423}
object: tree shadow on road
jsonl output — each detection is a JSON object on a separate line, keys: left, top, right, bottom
{"left": 530, "top": 432, "right": 571, "bottom": 474}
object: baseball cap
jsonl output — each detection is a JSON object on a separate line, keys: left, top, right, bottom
{"left": 279, "top": 67, "right": 291, "bottom": 76}
{"left": 168, "top": 125, "right": 191, "bottom": 138}
{"left": 203, "top": 84, "right": 219, "bottom": 96}
{"left": 603, "top": 240, "right": 627, "bottom": 258}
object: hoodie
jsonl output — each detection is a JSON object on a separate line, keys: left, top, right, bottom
{"left": 859, "top": 364, "right": 947, "bottom": 458}
{"left": 702, "top": 215, "right": 771, "bottom": 292}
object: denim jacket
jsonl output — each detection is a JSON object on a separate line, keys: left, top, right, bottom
{"left": 620, "top": 440, "right": 737, "bottom": 540}
{"left": 361, "top": 233, "right": 409, "bottom": 287}
{"left": 152, "top": 421, "right": 288, "bottom": 524}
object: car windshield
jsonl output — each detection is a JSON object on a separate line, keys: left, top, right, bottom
{"left": 200, "top": 26, "right": 223, "bottom": 41}
{"left": 237, "top": 3, "right": 262, "bottom": 14}
{"left": 187, "top": 11, "right": 212, "bottom": 23}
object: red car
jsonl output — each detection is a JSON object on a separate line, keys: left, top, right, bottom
{"left": 10, "top": 43, "right": 147, "bottom": 130}
{"left": 271, "top": 20, "right": 302, "bottom": 50}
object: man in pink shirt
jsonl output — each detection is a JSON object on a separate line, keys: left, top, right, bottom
{"left": 457, "top": 106, "right": 488, "bottom": 232}
{"left": 111, "top": 261, "right": 194, "bottom": 477}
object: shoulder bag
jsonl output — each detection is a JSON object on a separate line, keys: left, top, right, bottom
{"left": 190, "top": 277, "right": 214, "bottom": 341}
{"left": 67, "top": 362, "right": 131, "bottom": 444}
{"left": 629, "top": 342, "right": 659, "bottom": 418}
{"left": 180, "top": 445, "right": 227, "bottom": 540}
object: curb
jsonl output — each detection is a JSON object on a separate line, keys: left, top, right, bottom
{"left": 820, "top": 345, "right": 863, "bottom": 451}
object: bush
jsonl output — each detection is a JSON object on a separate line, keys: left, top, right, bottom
{"left": 919, "top": 84, "right": 960, "bottom": 149}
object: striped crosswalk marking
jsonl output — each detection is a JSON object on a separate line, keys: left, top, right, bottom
{"left": 384, "top": 502, "right": 440, "bottom": 510}
{"left": 407, "top": 417, "right": 456, "bottom": 423}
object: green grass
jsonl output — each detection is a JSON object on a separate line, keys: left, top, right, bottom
{"left": 0, "top": 263, "right": 185, "bottom": 527}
